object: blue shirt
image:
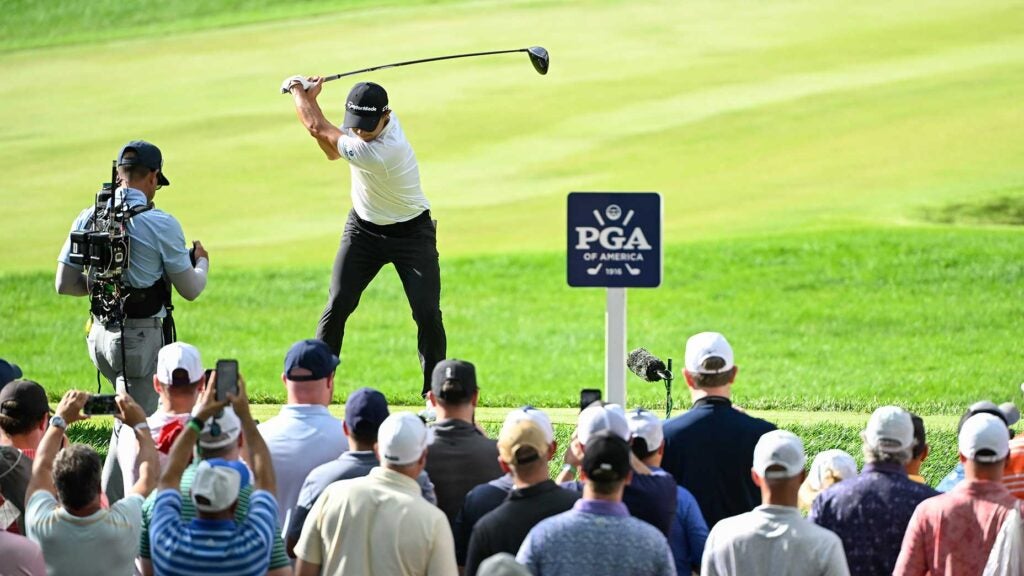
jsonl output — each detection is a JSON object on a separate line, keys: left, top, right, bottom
{"left": 810, "top": 461, "right": 938, "bottom": 576}
{"left": 58, "top": 188, "right": 192, "bottom": 289}
{"left": 670, "top": 485, "right": 709, "bottom": 575}
{"left": 517, "top": 499, "right": 675, "bottom": 576}
{"left": 936, "top": 462, "right": 965, "bottom": 492}
{"left": 454, "top": 473, "right": 515, "bottom": 564}
{"left": 150, "top": 489, "right": 278, "bottom": 576}
{"left": 661, "top": 396, "right": 776, "bottom": 528}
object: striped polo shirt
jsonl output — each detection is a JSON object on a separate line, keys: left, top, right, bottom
{"left": 150, "top": 489, "right": 277, "bottom": 576}
{"left": 139, "top": 462, "right": 290, "bottom": 570}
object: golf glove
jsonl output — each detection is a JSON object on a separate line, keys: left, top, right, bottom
{"left": 280, "top": 75, "right": 314, "bottom": 94}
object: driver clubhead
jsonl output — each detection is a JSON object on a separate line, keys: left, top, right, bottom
{"left": 527, "top": 46, "right": 549, "bottom": 75}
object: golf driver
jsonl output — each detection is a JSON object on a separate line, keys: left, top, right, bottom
{"left": 281, "top": 46, "right": 548, "bottom": 93}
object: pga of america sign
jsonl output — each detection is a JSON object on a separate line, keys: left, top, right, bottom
{"left": 567, "top": 192, "right": 662, "bottom": 288}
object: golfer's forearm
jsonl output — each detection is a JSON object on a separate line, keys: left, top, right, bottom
{"left": 292, "top": 93, "right": 332, "bottom": 137}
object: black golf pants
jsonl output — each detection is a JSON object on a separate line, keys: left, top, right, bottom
{"left": 316, "top": 209, "right": 446, "bottom": 396}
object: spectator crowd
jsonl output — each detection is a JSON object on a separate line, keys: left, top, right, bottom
{"left": 1, "top": 332, "right": 1023, "bottom": 576}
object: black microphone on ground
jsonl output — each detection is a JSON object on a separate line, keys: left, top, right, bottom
{"left": 627, "top": 348, "right": 673, "bottom": 382}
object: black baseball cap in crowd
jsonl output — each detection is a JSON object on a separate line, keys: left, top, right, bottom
{"left": 343, "top": 82, "right": 389, "bottom": 132}
{"left": 283, "top": 339, "right": 341, "bottom": 382}
{"left": 582, "top": 431, "right": 631, "bottom": 483}
{"left": 0, "top": 380, "right": 51, "bottom": 422}
{"left": 118, "top": 140, "right": 170, "bottom": 186}
{"left": 431, "top": 359, "right": 478, "bottom": 403}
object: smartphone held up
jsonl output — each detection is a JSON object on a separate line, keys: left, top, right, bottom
{"left": 215, "top": 359, "right": 239, "bottom": 402}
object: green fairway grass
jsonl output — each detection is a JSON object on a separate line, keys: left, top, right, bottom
{"left": 5, "top": 227, "right": 1022, "bottom": 413}
{"left": 2, "top": 0, "right": 1023, "bottom": 420}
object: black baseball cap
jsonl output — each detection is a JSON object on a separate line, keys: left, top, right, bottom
{"left": 344, "top": 387, "right": 389, "bottom": 436}
{"left": 283, "top": 339, "right": 340, "bottom": 382}
{"left": 431, "top": 359, "right": 478, "bottom": 404}
{"left": 582, "top": 431, "right": 631, "bottom": 483}
{"left": 0, "top": 359, "right": 22, "bottom": 390}
{"left": 342, "top": 82, "right": 389, "bottom": 132}
{"left": 0, "top": 380, "right": 51, "bottom": 422}
{"left": 117, "top": 140, "right": 170, "bottom": 186}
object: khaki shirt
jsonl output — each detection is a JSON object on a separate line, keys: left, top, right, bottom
{"left": 296, "top": 466, "right": 456, "bottom": 576}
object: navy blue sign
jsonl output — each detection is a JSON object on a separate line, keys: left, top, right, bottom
{"left": 567, "top": 192, "right": 662, "bottom": 288}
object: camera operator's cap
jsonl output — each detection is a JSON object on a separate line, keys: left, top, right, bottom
{"left": 191, "top": 458, "right": 250, "bottom": 512}
{"left": 864, "top": 406, "right": 914, "bottom": 453}
{"left": 156, "top": 342, "right": 203, "bottom": 386}
{"left": 0, "top": 359, "right": 22, "bottom": 389}
{"left": 345, "top": 387, "right": 390, "bottom": 437}
{"left": 582, "top": 431, "right": 631, "bottom": 482}
{"left": 501, "top": 406, "right": 554, "bottom": 444}
{"left": 117, "top": 140, "right": 170, "bottom": 186}
{"left": 378, "top": 412, "right": 434, "bottom": 466}
{"left": 959, "top": 413, "right": 1010, "bottom": 463}
{"left": 343, "top": 82, "right": 389, "bottom": 132}
{"left": 431, "top": 359, "right": 478, "bottom": 403}
{"left": 626, "top": 408, "right": 664, "bottom": 452}
{"left": 577, "top": 403, "right": 630, "bottom": 444}
{"left": 753, "top": 430, "right": 806, "bottom": 479}
{"left": 684, "top": 332, "right": 734, "bottom": 375}
{"left": 0, "top": 380, "right": 50, "bottom": 421}
{"left": 284, "top": 339, "right": 340, "bottom": 382}
{"left": 196, "top": 406, "right": 242, "bottom": 449}
{"left": 498, "top": 419, "right": 550, "bottom": 466}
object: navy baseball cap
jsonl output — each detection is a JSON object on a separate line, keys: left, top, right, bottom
{"left": 117, "top": 140, "right": 170, "bottom": 186}
{"left": 0, "top": 380, "right": 51, "bottom": 421}
{"left": 342, "top": 82, "right": 389, "bottom": 132}
{"left": 283, "top": 339, "right": 340, "bottom": 382}
{"left": 344, "top": 387, "right": 389, "bottom": 436}
{"left": 0, "top": 359, "right": 23, "bottom": 390}
{"left": 431, "top": 359, "right": 478, "bottom": 403}
{"left": 582, "top": 431, "right": 631, "bottom": 483}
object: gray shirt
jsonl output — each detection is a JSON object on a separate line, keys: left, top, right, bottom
{"left": 425, "top": 419, "right": 504, "bottom": 526}
{"left": 286, "top": 451, "right": 435, "bottom": 544}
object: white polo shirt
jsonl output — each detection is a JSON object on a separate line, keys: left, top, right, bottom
{"left": 258, "top": 405, "right": 347, "bottom": 537}
{"left": 337, "top": 113, "right": 430, "bottom": 225}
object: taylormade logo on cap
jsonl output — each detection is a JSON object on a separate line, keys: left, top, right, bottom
{"left": 347, "top": 102, "right": 388, "bottom": 113}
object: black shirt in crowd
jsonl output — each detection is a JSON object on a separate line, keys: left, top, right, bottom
{"left": 464, "top": 479, "right": 581, "bottom": 576}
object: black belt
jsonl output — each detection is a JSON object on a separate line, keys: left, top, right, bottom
{"left": 352, "top": 210, "right": 431, "bottom": 237}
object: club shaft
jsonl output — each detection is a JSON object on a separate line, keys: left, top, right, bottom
{"left": 323, "top": 48, "right": 527, "bottom": 82}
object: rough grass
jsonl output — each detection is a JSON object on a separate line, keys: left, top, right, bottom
{"left": 6, "top": 226, "right": 1022, "bottom": 415}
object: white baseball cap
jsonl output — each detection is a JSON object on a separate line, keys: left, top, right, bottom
{"left": 753, "top": 430, "right": 806, "bottom": 479}
{"left": 685, "top": 332, "right": 735, "bottom": 375}
{"left": 191, "top": 458, "right": 249, "bottom": 512}
{"left": 196, "top": 406, "right": 242, "bottom": 450}
{"left": 626, "top": 408, "right": 664, "bottom": 452}
{"left": 501, "top": 406, "right": 554, "bottom": 444}
{"left": 864, "top": 406, "right": 914, "bottom": 453}
{"left": 156, "top": 342, "right": 203, "bottom": 386}
{"left": 577, "top": 403, "right": 630, "bottom": 444}
{"left": 806, "top": 449, "right": 858, "bottom": 491}
{"left": 378, "top": 412, "right": 434, "bottom": 466}
{"left": 959, "top": 413, "right": 1010, "bottom": 463}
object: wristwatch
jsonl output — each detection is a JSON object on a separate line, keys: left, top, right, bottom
{"left": 49, "top": 415, "right": 67, "bottom": 431}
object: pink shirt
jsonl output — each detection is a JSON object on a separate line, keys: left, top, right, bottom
{"left": 894, "top": 479, "right": 1021, "bottom": 576}
{"left": 0, "top": 530, "right": 46, "bottom": 575}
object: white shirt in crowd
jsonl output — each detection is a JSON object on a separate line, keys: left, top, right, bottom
{"left": 701, "top": 504, "right": 850, "bottom": 576}
{"left": 337, "top": 112, "right": 430, "bottom": 225}
{"left": 258, "top": 404, "right": 347, "bottom": 536}
{"left": 25, "top": 491, "right": 144, "bottom": 576}
{"left": 115, "top": 410, "right": 191, "bottom": 495}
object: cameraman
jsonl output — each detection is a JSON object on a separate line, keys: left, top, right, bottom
{"left": 55, "top": 140, "right": 209, "bottom": 501}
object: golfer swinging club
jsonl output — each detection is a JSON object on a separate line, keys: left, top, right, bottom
{"left": 283, "top": 75, "right": 445, "bottom": 396}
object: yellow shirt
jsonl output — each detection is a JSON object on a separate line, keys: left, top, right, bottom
{"left": 296, "top": 466, "right": 456, "bottom": 576}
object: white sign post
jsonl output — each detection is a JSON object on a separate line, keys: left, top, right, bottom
{"left": 605, "top": 287, "right": 627, "bottom": 405}
{"left": 567, "top": 192, "right": 662, "bottom": 407}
